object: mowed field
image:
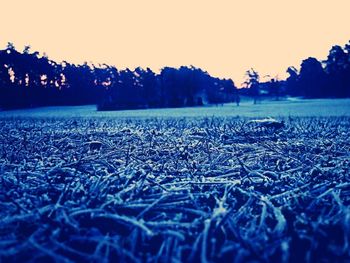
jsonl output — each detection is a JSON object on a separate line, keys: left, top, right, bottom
{"left": 0, "top": 99, "right": 349, "bottom": 262}
{"left": 1, "top": 98, "right": 350, "bottom": 119}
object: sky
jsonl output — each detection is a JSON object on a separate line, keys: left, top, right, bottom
{"left": 0, "top": 0, "right": 350, "bottom": 86}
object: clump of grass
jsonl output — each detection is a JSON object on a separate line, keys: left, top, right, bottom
{"left": 0, "top": 116, "right": 349, "bottom": 262}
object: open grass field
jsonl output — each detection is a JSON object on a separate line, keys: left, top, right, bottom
{"left": 1, "top": 98, "right": 350, "bottom": 119}
{"left": 0, "top": 99, "right": 350, "bottom": 262}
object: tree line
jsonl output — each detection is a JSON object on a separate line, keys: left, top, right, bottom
{"left": 284, "top": 42, "right": 350, "bottom": 98}
{"left": 0, "top": 43, "right": 237, "bottom": 110}
{"left": 243, "top": 41, "right": 350, "bottom": 100}
{"left": 0, "top": 41, "right": 350, "bottom": 110}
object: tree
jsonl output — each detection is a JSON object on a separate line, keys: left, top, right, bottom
{"left": 285, "top": 66, "right": 300, "bottom": 96}
{"left": 324, "top": 45, "right": 349, "bottom": 97}
{"left": 244, "top": 68, "right": 260, "bottom": 104}
{"left": 268, "top": 78, "right": 281, "bottom": 100}
{"left": 298, "top": 57, "right": 327, "bottom": 98}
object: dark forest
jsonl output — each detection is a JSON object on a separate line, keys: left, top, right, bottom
{"left": 1, "top": 41, "right": 350, "bottom": 110}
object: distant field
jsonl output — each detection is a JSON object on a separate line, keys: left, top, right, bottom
{"left": 1, "top": 98, "right": 350, "bottom": 118}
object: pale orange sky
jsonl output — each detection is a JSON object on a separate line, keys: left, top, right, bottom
{"left": 1, "top": 0, "right": 349, "bottom": 86}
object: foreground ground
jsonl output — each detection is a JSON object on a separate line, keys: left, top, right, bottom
{"left": 0, "top": 115, "right": 349, "bottom": 262}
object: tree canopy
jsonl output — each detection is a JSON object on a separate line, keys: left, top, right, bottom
{"left": 284, "top": 41, "right": 350, "bottom": 98}
{"left": 1, "top": 40, "right": 350, "bottom": 110}
{"left": 0, "top": 43, "right": 237, "bottom": 110}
